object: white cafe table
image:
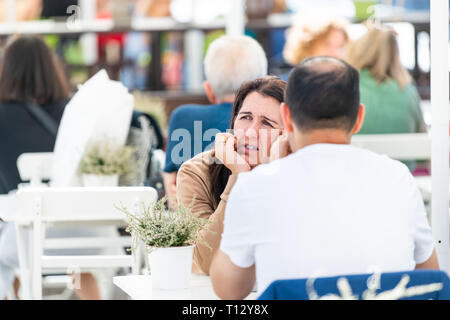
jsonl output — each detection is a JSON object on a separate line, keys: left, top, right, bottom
{"left": 113, "top": 274, "right": 259, "bottom": 300}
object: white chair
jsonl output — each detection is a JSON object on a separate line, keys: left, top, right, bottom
{"left": 0, "top": 152, "right": 50, "bottom": 221}
{"left": 16, "top": 153, "right": 54, "bottom": 187}
{"left": 0, "top": 153, "right": 51, "bottom": 299}
{"left": 351, "top": 133, "right": 432, "bottom": 161}
{"left": 14, "top": 186, "right": 157, "bottom": 300}
{"left": 14, "top": 151, "right": 156, "bottom": 299}
{"left": 15, "top": 152, "right": 67, "bottom": 299}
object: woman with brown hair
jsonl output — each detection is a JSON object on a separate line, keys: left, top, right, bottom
{"left": 0, "top": 35, "right": 71, "bottom": 300}
{"left": 176, "top": 76, "right": 290, "bottom": 275}
{"left": 0, "top": 35, "right": 71, "bottom": 194}
{"left": 0, "top": 36, "right": 102, "bottom": 300}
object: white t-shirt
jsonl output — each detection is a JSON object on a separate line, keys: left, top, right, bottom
{"left": 220, "top": 143, "right": 434, "bottom": 295}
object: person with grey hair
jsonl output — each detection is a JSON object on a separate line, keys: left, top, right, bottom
{"left": 162, "top": 35, "right": 268, "bottom": 208}
{"left": 203, "top": 35, "right": 268, "bottom": 102}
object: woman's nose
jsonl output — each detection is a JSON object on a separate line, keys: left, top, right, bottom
{"left": 245, "top": 121, "right": 261, "bottom": 138}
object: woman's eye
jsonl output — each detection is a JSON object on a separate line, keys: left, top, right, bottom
{"left": 263, "top": 120, "right": 274, "bottom": 128}
{"left": 241, "top": 116, "right": 252, "bottom": 120}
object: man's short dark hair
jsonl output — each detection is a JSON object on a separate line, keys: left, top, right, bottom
{"left": 285, "top": 56, "right": 360, "bottom": 132}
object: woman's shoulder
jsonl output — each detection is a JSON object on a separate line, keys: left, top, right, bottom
{"left": 43, "top": 98, "right": 70, "bottom": 123}
{"left": 359, "top": 68, "right": 373, "bottom": 79}
{"left": 403, "top": 82, "right": 420, "bottom": 96}
{"left": 0, "top": 101, "right": 27, "bottom": 121}
{"left": 0, "top": 100, "right": 21, "bottom": 109}
{"left": 358, "top": 69, "right": 378, "bottom": 88}
{"left": 177, "top": 150, "right": 216, "bottom": 204}
{"left": 0, "top": 99, "right": 68, "bottom": 121}
{"left": 179, "top": 150, "right": 215, "bottom": 178}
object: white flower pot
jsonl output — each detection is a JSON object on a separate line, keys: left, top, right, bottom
{"left": 148, "top": 245, "right": 194, "bottom": 290}
{"left": 82, "top": 174, "right": 119, "bottom": 187}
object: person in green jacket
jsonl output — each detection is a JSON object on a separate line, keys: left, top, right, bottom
{"left": 347, "top": 23, "right": 426, "bottom": 171}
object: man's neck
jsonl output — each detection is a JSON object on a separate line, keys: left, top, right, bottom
{"left": 215, "top": 94, "right": 235, "bottom": 104}
{"left": 290, "top": 128, "right": 352, "bottom": 152}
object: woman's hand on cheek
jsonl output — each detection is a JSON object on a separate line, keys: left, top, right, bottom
{"left": 268, "top": 132, "right": 292, "bottom": 162}
{"left": 214, "top": 133, "right": 251, "bottom": 174}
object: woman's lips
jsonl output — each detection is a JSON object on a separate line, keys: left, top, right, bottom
{"left": 241, "top": 144, "right": 259, "bottom": 155}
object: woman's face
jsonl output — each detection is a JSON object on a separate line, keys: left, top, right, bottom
{"left": 233, "top": 91, "right": 284, "bottom": 167}
{"left": 313, "top": 28, "right": 347, "bottom": 59}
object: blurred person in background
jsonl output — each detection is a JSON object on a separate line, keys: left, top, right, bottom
{"left": 0, "top": 36, "right": 70, "bottom": 196}
{"left": 0, "top": 36, "right": 101, "bottom": 300}
{"left": 162, "top": 35, "right": 268, "bottom": 208}
{"left": 347, "top": 23, "right": 426, "bottom": 171}
{"left": 281, "top": 16, "right": 349, "bottom": 80}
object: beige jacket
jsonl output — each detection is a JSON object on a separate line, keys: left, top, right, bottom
{"left": 176, "top": 150, "right": 237, "bottom": 275}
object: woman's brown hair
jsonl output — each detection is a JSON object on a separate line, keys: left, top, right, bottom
{"left": 209, "top": 76, "right": 287, "bottom": 207}
{"left": 0, "top": 35, "right": 71, "bottom": 105}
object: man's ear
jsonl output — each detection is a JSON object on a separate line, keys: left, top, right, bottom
{"left": 281, "top": 103, "right": 294, "bottom": 133}
{"left": 351, "top": 104, "right": 366, "bottom": 134}
{"left": 203, "top": 82, "right": 217, "bottom": 104}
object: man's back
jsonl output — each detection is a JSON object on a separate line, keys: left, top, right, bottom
{"left": 222, "top": 144, "right": 434, "bottom": 294}
{"left": 163, "top": 103, "right": 232, "bottom": 173}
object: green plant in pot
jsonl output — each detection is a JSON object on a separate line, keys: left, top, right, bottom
{"left": 117, "top": 197, "right": 212, "bottom": 290}
{"left": 78, "top": 140, "right": 135, "bottom": 187}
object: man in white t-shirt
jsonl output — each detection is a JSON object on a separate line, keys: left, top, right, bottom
{"left": 209, "top": 56, "right": 439, "bottom": 299}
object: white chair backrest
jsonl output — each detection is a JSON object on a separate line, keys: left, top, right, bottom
{"left": 17, "top": 153, "right": 54, "bottom": 186}
{"left": 16, "top": 187, "right": 157, "bottom": 222}
{"left": 351, "top": 133, "right": 432, "bottom": 161}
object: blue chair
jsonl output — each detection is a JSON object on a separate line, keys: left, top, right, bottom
{"left": 258, "top": 270, "right": 450, "bottom": 300}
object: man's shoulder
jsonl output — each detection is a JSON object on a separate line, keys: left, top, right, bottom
{"left": 170, "top": 104, "right": 204, "bottom": 119}
{"left": 339, "top": 146, "right": 417, "bottom": 192}
{"left": 171, "top": 103, "right": 231, "bottom": 118}
{"left": 234, "top": 158, "right": 289, "bottom": 190}
{"left": 168, "top": 103, "right": 232, "bottom": 135}
{"left": 355, "top": 145, "right": 411, "bottom": 170}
